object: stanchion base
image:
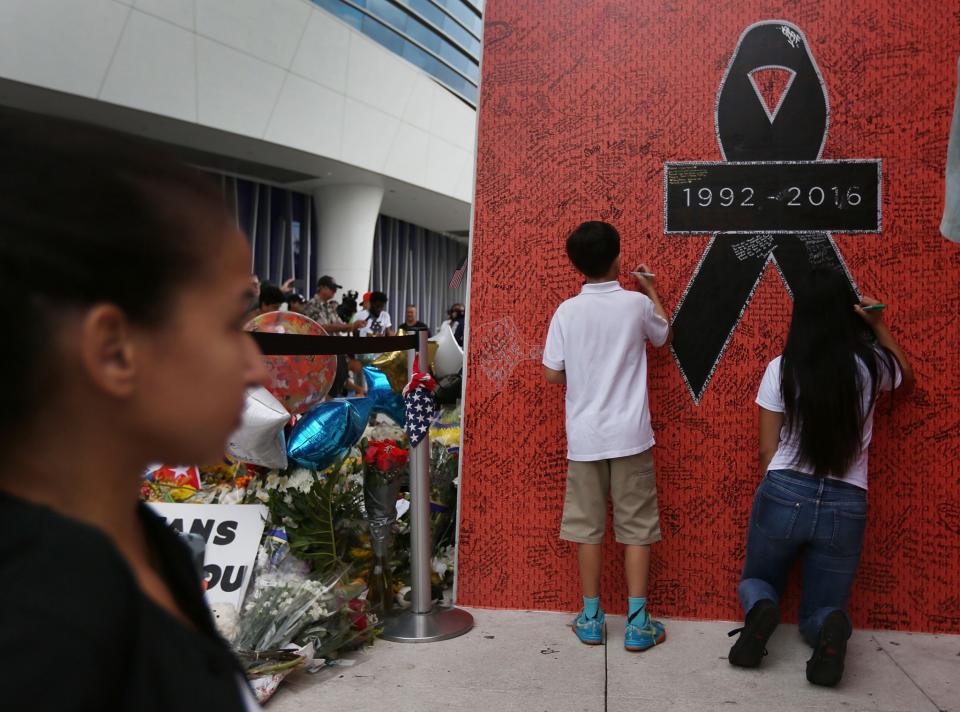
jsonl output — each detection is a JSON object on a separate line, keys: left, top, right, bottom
{"left": 381, "top": 606, "right": 474, "bottom": 643}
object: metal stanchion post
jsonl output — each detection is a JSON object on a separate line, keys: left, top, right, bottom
{"left": 381, "top": 329, "right": 473, "bottom": 642}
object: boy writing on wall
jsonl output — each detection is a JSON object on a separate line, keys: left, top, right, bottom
{"left": 543, "top": 221, "right": 672, "bottom": 651}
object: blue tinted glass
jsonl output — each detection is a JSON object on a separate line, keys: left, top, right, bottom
{"left": 365, "top": 0, "right": 411, "bottom": 32}
{"left": 438, "top": 15, "right": 480, "bottom": 54}
{"left": 314, "top": 0, "right": 363, "bottom": 30}
{"left": 432, "top": 0, "right": 482, "bottom": 36}
{"left": 399, "top": 0, "right": 479, "bottom": 55}
{"left": 312, "top": 0, "right": 478, "bottom": 105}
{"left": 435, "top": 41, "right": 478, "bottom": 81}
{"left": 397, "top": 0, "right": 446, "bottom": 28}
{"left": 402, "top": 17, "right": 444, "bottom": 53}
{"left": 361, "top": 15, "right": 406, "bottom": 54}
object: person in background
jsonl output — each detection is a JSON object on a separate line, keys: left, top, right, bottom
{"left": 337, "top": 290, "right": 360, "bottom": 325}
{"left": 727, "top": 267, "right": 913, "bottom": 687}
{"left": 354, "top": 291, "right": 372, "bottom": 325}
{"left": 303, "top": 275, "right": 364, "bottom": 334}
{"left": 446, "top": 303, "right": 465, "bottom": 347}
{"left": 286, "top": 293, "right": 306, "bottom": 314}
{"left": 0, "top": 115, "right": 267, "bottom": 710}
{"left": 358, "top": 291, "right": 395, "bottom": 336}
{"left": 255, "top": 284, "right": 285, "bottom": 315}
{"left": 279, "top": 277, "right": 297, "bottom": 296}
{"left": 402, "top": 304, "right": 430, "bottom": 337}
{"left": 247, "top": 274, "right": 261, "bottom": 314}
{"left": 543, "top": 221, "right": 672, "bottom": 653}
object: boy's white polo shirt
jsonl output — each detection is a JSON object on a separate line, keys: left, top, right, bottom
{"left": 543, "top": 281, "right": 669, "bottom": 461}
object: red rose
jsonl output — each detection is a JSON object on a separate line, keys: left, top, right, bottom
{"left": 366, "top": 439, "right": 409, "bottom": 473}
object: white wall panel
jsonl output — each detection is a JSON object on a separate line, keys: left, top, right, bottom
{"left": 134, "top": 0, "right": 194, "bottom": 31}
{"left": 197, "top": 37, "right": 285, "bottom": 136}
{"left": 290, "top": 10, "right": 350, "bottom": 94}
{"left": 345, "top": 33, "right": 417, "bottom": 120}
{"left": 342, "top": 98, "right": 400, "bottom": 173}
{"left": 0, "top": 0, "right": 128, "bottom": 98}
{"left": 195, "top": 0, "right": 309, "bottom": 69}
{"left": 385, "top": 122, "right": 430, "bottom": 187}
{"left": 101, "top": 10, "right": 196, "bottom": 121}
{"left": 266, "top": 72, "right": 344, "bottom": 158}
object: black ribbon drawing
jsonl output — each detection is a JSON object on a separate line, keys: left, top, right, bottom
{"left": 669, "top": 21, "right": 875, "bottom": 403}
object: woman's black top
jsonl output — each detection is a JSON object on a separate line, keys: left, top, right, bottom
{"left": 0, "top": 492, "right": 251, "bottom": 711}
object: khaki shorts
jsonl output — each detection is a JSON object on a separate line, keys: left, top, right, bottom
{"left": 560, "top": 450, "right": 662, "bottom": 546}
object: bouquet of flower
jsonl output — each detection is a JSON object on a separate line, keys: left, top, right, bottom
{"left": 362, "top": 439, "right": 409, "bottom": 615}
{"left": 233, "top": 565, "right": 345, "bottom": 652}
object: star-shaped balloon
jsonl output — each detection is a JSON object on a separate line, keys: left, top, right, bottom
{"left": 362, "top": 366, "right": 406, "bottom": 426}
{"left": 372, "top": 330, "right": 439, "bottom": 393}
{"left": 287, "top": 399, "right": 365, "bottom": 470}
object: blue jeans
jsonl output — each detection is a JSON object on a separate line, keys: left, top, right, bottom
{"left": 739, "top": 469, "right": 868, "bottom": 647}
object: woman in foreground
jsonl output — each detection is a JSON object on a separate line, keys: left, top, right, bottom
{"left": 728, "top": 267, "right": 913, "bottom": 687}
{"left": 0, "top": 115, "right": 267, "bottom": 710}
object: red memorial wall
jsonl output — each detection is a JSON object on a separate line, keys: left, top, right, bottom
{"left": 458, "top": 1, "right": 960, "bottom": 633}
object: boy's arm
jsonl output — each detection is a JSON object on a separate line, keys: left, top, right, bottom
{"left": 544, "top": 366, "right": 566, "bottom": 385}
{"left": 633, "top": 263, "right": 673, "bottom": 347}
{"left": 543, "top": 309, "right": 565, "bottom": 384}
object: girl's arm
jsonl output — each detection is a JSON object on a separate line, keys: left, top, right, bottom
{"left": 855, "top": 297, "right": 915, "bottom": 395}
{"left": 758, "top": 407, "right": 784, "bottom": 476}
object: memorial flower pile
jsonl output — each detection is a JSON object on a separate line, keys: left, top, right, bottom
{"left": 138, "top": 405, "right": 463, "bottom": 703}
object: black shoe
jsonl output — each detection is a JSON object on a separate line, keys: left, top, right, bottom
{"left": 728, "top": 599, "right": 780, "bottom": 668}
{"left": 806, "top": 611, "right": 848, "bottom": 687}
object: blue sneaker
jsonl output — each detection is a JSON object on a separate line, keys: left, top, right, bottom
{"left": 624, "top": 610, "right": 666, "bottom": 652}
{"left": 571, "top": 608, "right": 605, "bottom": 645}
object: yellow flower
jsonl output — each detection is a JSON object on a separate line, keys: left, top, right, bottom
{"left": 349, "top": 547, "right": 372, "bottom": 560}
{"left": 170, "top": 485, "right": 198, "bottom": 502}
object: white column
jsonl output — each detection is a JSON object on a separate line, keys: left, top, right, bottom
{"left": 312, "top": 184, "right": 385, "bottom": 296}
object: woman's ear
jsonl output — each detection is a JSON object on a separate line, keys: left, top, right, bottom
{"left": 77, "top": 304, "right": 138, "bottom": 398}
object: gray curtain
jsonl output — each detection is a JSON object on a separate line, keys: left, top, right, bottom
{"left": 212, "top": 172, "right": 467, "bottom": 319}
{"left": 370, "top": 215, "right": 468, "bottom": 333}
{"left": 213, "top": 173, "right": 316, "bottom": 294}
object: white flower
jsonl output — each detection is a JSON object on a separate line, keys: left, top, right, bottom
{"left": 286, "top": 468, "right": 315, "bottom": 493}
{"left": 220, "top": 488, "right": 245, "bottom": 505}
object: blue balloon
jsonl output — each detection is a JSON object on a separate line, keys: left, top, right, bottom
{"left": 350, "top": 395, "right": 373, "bottom": 424}
{"left": 287, "top": 399, "right": 365, "bottom": 470}
{"left": 362, "top": 366, "right": 406, "bottom": 426}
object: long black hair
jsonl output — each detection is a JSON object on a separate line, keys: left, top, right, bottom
{"left": 780, "top": 267, "right": 897, "bottom": 477}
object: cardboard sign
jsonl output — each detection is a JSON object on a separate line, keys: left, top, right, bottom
{"left": 149, "top": 503, "right": 267, "bottom": 608}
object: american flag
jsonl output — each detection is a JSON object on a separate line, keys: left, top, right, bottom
{"left": 403, "top": 356, "right": 438, "bottom": 448}
{"left": 448, "top": 257, "right": 467, "bottom": 289}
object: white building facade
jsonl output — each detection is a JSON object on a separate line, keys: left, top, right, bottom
{"left": 0, "top": 0, "right": 480, "bottom": 315}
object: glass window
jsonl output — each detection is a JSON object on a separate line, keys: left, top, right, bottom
{"left": 360, "top": 14, "right": 406, "bottom": 54}
{"left": 314, "top": 0, "right": 363, "bottom": 30}
{"left": 431, "top": 0, "right": 482, "bottom": 36}
{"left": 365, "top": 0, "right": 412, "bottom": 32}
{"left": 312, "top": 0, "right": 479, "bottom": 106}
{"left": 398, "top": 0, "right": 480, "bottom": 55}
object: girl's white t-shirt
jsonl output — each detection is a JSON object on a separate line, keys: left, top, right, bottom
{"left": 756, "top": 352, "right": 901, "bottom": 490}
